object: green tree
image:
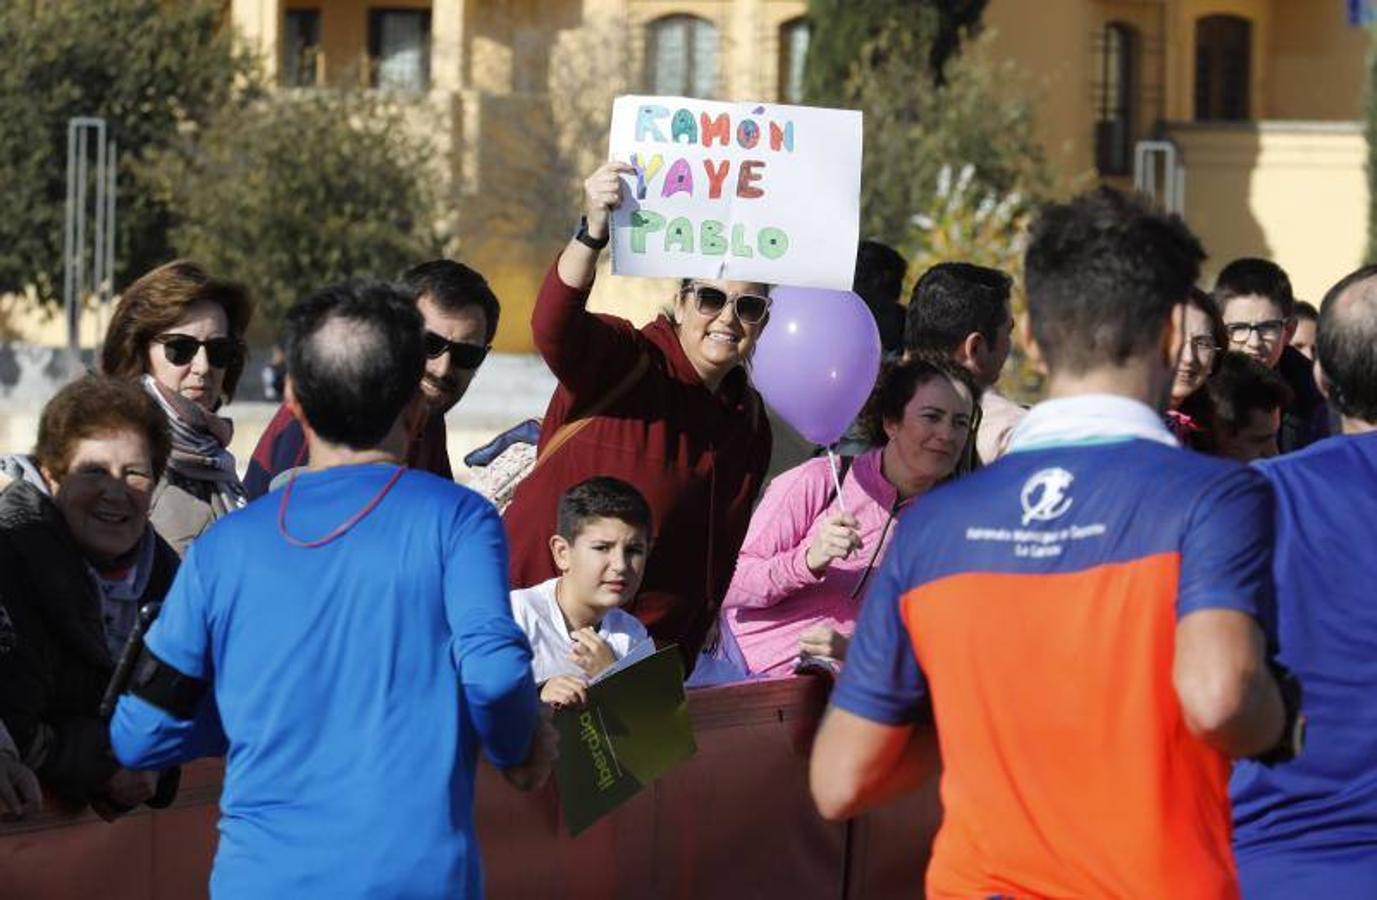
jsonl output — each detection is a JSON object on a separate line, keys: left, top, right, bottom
{"left": 850, "top": 19, "right": 1048, "bottom": 246}
{"left": 803, "top": 0, "right": 988, "bottom": 105}
{"left": 155, "top": 89, "right": 447, "bottom": 335}
{"left": 0, "top": 0, "right": 256, "bottom": 301}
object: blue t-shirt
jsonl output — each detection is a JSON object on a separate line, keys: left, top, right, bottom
{"left": 1232, "top": 433, "right": 1377, "bottom": 897}
{"left": 111, "top": 465, "right": 537, "bottom": 899}
{"left": 832, "top": 437, "right": 1274, "bottom": 896}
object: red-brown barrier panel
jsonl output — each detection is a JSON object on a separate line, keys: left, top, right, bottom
{"left": 0, "top": 677, "right": 940, "bottom": 899}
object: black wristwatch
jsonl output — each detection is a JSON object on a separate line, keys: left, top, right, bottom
{"left": 574, "top": 215, "right": 609, "bottom": 250}
{"left": 1254, "top": 661, "right": 1305, "bottom": 766}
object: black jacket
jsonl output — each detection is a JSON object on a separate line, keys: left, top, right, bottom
{"left": 1277, "top": 345, "right": 1331, "bottom": 454}
{"left": 0, "top": 477, "right": 178, "bottom": 807}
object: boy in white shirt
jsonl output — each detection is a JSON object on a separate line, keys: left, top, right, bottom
{"left": 511, "top": 476, "right": 652, "bottom": 707}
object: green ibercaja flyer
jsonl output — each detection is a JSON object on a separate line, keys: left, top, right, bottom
{"left": 554, "top": 645, "right": 696, "bottom": 835}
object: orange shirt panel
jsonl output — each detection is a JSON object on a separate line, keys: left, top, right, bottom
{"left": 902, "top": 555, "right": 1238, "bottom": 899}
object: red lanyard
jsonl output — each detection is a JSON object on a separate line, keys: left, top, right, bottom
{"left": 277, "top": 465, "right": 407, "bottom": 549}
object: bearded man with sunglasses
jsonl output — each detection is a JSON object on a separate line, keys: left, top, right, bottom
{"left": 244, "top": 260, "right": 500, "bottom": 499}
{"left": 502, "top": 161, "right": 774, "bottom": 671}
{"left": 1214, "top": 257, "right": 1329, "bottom": 454}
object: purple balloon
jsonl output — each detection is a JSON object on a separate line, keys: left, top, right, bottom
{"left": 751, "top": 286, "right": 882, "bottom": 446}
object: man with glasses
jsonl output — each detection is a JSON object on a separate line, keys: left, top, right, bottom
{"left": 244, "top": 260, "right": 500, "bottom": 499}
{"left": 1215, "top": 257, "right": 1328, "bottom": 453}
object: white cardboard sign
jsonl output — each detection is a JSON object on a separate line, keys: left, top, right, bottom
{"left": 607, "top": 95, "right": 862, "bottom": 289}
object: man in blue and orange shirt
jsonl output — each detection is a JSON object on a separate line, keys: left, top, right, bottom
{"left": 810, "top": 188, "right": 1302, "bottom": 898}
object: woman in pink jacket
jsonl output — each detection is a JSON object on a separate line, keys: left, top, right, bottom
{"left": 724, "top": 356, "right": 978, "bottom": 677}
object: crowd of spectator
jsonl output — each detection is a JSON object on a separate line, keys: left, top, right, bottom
{"left": 1, "top": 159, "right": 1374, "bottom": 898}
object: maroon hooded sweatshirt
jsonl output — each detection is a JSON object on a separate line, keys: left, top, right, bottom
{"left": 503, "top": 259, "right": 772, "bottom": 667}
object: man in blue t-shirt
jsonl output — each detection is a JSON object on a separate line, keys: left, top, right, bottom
{"left": 110, "top": 282, "right": 553, "bottom": 898}
{"left": 1232, "top": 265, "right": 1377, "bottom": 896}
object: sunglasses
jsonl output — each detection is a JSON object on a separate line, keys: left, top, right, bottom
{"left": 153, "top": 334, "right": 241, "bottom": 369}
{"left": 423, "top": 330, "right": 489, "bottom": 370}
{"left": 685, "top": 285, "right": 771, "bottom": 326}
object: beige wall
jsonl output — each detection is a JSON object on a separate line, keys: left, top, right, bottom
{"left": 213, "top": 0, "right": 1369, "bottom": 354}
{"left": 985, "top": 0, "right": 1096, "bottom": 190}
{"left": 1268, "top": 0, "right": 1368, "bottom": 120}
{"left": 1170, "top": 122, "right": 1367, "bottom": 299}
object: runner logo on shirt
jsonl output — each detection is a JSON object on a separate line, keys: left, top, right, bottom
{"left": 1021, "top": 467, "right": 1075, "bottom": 526}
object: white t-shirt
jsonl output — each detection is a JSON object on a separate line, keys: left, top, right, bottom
{"left": 510, "top": 577, "right": 650, "bottom": 683}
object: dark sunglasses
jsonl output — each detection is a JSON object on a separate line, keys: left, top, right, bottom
{"left": 153, "top": 334, "right": 241, "bottom": 369}
{"left": 685, "top": 285, "right": 771, "bottom": 326}
{"left": 423, "top": 330, "right": 489, "bottom": 370}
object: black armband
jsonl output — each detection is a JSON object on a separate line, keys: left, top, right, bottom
{"left": 127, "top": 646, "right": 209, "bottom": 720}
{"left": 1253, "top": 661, "right": 1305, "bottom": 767}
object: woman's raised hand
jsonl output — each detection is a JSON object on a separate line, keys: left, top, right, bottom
{"left": 805, "top": 513, "right": 863, "bottom": 574}
{"left": 583, "top": 161, "right": 635, "bottom": 241}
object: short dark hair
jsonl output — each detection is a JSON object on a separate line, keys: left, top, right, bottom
{"left": 1317, "top": 264, "right": 1377, "bottom": 423}
{"left": 904, "top": 262, "right": 1013, "bottom": 356}
{"left": 854, "top": 240, "right": 907, "bottom": 354}
{"left": 1294, "top": 300, "right": 1319, "bottom": 324}
{"left": 285, "top": 282, "right": 425, "bottom": 450}
{"left": 556, "top": 476, "right": 653, "bottom": 541}
{"left": 401, "top": 260, "right": 501, "bottom": 344}
{"left": 860, "top": 353, "right": 980, "bottom": 446}
{"left": 1206, "top": 351, "right": 1293, "bottom": 433}
{"left": 102, "top": 260, "right": 253, "bottom": 404}
{"left": 1024, "top": 187, "right": 1204, "bottom": 375}
{"left": 1214, "top": 257, "right": 1295, "bottom": 318}
{"left": 35, "top": 374, "right": 171, "bottom": 483}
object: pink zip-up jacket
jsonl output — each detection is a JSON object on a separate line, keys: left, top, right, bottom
{"left": 724, "top": 448, "right": 905, "bottom": 677}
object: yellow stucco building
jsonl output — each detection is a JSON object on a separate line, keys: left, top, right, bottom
{"left": 219, "top": 0, "right": 1371, "bottom": 347}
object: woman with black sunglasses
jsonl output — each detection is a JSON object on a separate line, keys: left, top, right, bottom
{"left": 102, "top": 260, "right": 253, "bottom": 555}
{"left": 503, "top": 161, "right": 775, "bottom": 671}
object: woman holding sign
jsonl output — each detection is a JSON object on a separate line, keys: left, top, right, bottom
{"left": 503, "top": 161, "right": 773, "bottom": 671}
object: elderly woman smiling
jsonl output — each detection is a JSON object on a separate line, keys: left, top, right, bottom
{"left": 503, "top": 161, "right": 774, "bottom": 669}
{"left": 0, "top": 376, "right": 180, "bottom": 816}
{"left": 102, "top": 261, "right": 253, "bottom": 554}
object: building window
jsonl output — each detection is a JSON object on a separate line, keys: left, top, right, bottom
{"left": 647, "top": 15, "right": 718, "bottom": 98}
{"left": 1094, "top": 22, "right": 1137, "bottom": 176}
{"left": 369, "top": 8, "right": 431, "bottom": 92}
{"left": 1194, "top": 15, "right": 1251, "bottom": 121}
{"left": 282, "top": 9, "right": 321, "bottom": 87}
{"left": 778, "top": 18, "right": 810, "bottom": 104}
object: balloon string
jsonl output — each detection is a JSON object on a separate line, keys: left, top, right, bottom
{"left": 827, "top": 446, "right": 849, "bottom": 516}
